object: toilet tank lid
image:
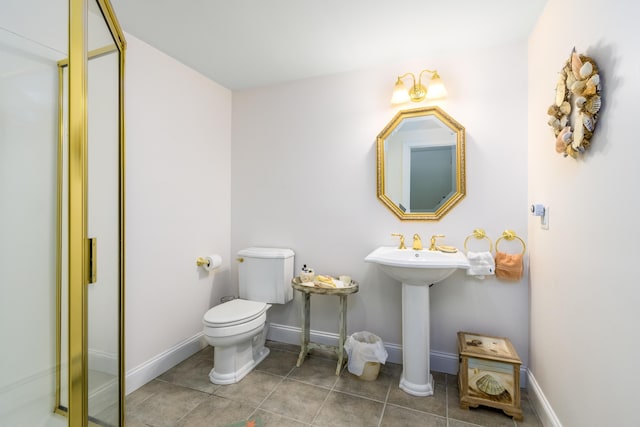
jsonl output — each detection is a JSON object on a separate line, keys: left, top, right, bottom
{"left": 238, "top": 247, "right": 294, "bottom": 259}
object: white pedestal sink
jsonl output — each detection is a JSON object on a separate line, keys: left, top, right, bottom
{"left": 365, "top": 246, "right": 470, "bottom": 396}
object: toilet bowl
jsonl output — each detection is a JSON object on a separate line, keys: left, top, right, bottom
{"left": 203, "top": 299, "right": 271, "bottom": 384}
{"left": 202, "top": 246, "right": 294, "bottom": 385}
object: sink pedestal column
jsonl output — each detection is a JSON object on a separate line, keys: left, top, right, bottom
{"left": 399, "top": 282, "right": 434, "bottom": 396}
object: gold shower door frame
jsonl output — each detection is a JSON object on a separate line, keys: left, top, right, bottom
{"left": 57, "top": 0, "right": 126, "bottom": 425}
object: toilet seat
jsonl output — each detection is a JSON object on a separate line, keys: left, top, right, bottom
{"left": 203, "top": 299, "right": 268, "bottom": 328}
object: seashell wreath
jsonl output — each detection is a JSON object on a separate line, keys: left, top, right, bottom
{"left": 547, "top": 48, "right": 602, "bottom": 158}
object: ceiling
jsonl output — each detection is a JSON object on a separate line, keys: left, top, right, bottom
{"left": 109, "top": 0, "right": 547, "bottom": 91}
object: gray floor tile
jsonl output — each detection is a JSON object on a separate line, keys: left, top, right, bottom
{"left": 126, "top": 381, "right": 210, "bottom": 427}
{"left": 263, "top": 340, "right": 301, "bottom": 354}
{"left": 158, "top": 355, "right": 219, "bottom": 394}
{"left": 126, "top": 379, "right": 166, "bottom": 408}
{"left": 448, "top": 419, "right": 488, "bottom": 427}
{"left": 516, "top": 395, "right": 543, "bottom": 427}
{"left": 122, "top": 419, "right": 151, "bottom": 427}
{"left": 191, "top": 346, "right": 213, "bottom": 361}
{"left": 447, "top": 372, "right": 460, "bottom": 388}
{"left": 288, "top": 356, "right": 340, "bottom": 389}
{"left": 432, "top": 370, "right": 446, "bottom": 385}
{"left": 302, "top": 346, "right": 339, "bottom": 361}
{"left": 380, "top": 361, "right": 403, "bottom": 377}
{"left": 252, "top": 409, "right": 310, "bottom": 426}
{"left": 175, "top": 395, "right": 256, "bottom": 427}
{"left": 125, "top": 341, "right": 543, "bottom": 427}
{"left": 214, "top": 370, "right": 282, "bottom": 407}
{"left": 387, "top": 379, "right": 447, "bottom": 416}
{"left": 380, "top": 404, "right": 447, "bottom": 427}
{"left": 259, "top": 378, "right": 329, "bottom": 424}
{"left": 255, "top": 348, "right": 298, "bottom": 377}
{"left": 334, "top": 368, "right": 393, "bottom": 402}
{"left": 312, "top": 390, "right": 384, "bottom": 427}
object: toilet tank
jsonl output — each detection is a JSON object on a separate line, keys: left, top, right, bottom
{"left": 238, "top": 247, "right": 295, "bottom": 304}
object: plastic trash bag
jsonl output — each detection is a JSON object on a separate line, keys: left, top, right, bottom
{"left": 344, "top": 331, "right": 388, "bottom": 376}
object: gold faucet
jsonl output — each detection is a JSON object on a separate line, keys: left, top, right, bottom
{"left": 429, "top": 234, "right": 445, "bottom": 251}
{"left": 391, "top": 233, "right": 407, "bottom": 249}
{"left": 412, "top": 234, "right": 423, "bottom": 250}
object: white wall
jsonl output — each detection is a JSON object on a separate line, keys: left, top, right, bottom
{"left": 125, "top": 34, "right": 232, "bottom": 386}
{"left": 231, "top": 42, "right": 531, "bottom": 367}
{"left": 528, "top": 0, "right": 640, "bottom": 425}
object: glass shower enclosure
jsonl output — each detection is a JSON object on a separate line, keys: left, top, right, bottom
{"left": 0, "top": 0, "right": 125, "bottom": 425}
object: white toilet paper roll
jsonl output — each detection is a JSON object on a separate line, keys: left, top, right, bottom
{"left": 203, "top": 254, "right": 222, "bottom": 271}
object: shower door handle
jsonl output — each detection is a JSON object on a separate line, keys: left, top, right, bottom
{"left": 88, "top": 237, "right": 97, "bottom": 284}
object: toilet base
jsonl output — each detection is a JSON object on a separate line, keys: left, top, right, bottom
{"left": 206, "top": 323, "right": 270, "bottom": 385}
{"left": 209, "top": 346, "right": 269, "bottom": 385}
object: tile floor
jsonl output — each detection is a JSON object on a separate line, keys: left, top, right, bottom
{"left": 126, "top": 341, "right": 542, "bottom": 427}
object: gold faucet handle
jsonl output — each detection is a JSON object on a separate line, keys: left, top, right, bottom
{"left": 412, "top": 233, "right": 423, "bottom": 250}
{"left": 429, "top": 234, "right": 446, "bottom": 251}
{"left": 391, "top": 233, "right": 407, "bottom": 249}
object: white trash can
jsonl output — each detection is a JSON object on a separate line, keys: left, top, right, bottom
{"left": 344, "top": 331, "right": 388, "bottom": 381}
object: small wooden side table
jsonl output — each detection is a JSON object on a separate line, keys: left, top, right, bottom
{"left": 291, "top": 277, "right": 359, "bottom": 375}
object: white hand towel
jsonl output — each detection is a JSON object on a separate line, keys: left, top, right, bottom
{"left": 466, "top": 251, "right": 495, "bottom": 279}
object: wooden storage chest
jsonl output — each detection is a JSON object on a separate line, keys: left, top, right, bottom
{"left": 457, "top": 331, "right": 523, "bottom": 420}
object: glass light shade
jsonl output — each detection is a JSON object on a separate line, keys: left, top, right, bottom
{"left": 425, "top": 74, "right": 447, "bottom": 99}
{"left": 391, "top": 79, "right": 410, "bottom": 104}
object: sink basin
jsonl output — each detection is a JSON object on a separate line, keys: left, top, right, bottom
{"left": 364, "top": 246, "right": 470, "bottom": 285}
{"left": 365, "top": 245, "right": 470, "bottom": 397}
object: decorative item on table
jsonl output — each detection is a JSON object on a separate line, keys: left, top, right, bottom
{"left": 339, "top": 275, "right": 352, "bottom": 286}
{"left": 313, "top": 275, "right": 352, "bottom": 289}
{"left": 300, "top": 264, "right": 315, "bottom": 282}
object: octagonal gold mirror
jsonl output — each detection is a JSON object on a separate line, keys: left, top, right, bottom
{"left": 376, "top": 106, "right": 466, "bottom": 220}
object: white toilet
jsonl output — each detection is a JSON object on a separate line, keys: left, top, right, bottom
{"left": 202, "top": 247, "right": 294, "bottom": 384}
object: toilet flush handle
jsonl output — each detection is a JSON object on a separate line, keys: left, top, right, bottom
{"left": 236, "top": 257, "right": 244, "bottom": 263}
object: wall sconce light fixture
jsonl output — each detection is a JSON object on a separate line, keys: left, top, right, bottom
{"left": 391, "top": 69, "right": 447, "bottom": 104}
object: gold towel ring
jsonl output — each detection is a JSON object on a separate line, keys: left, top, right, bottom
{"left": 495, "top": 230, "right": 526, "bottom": 255}
{"left": 463, "top": 228, "right": 493, "bottom": 253}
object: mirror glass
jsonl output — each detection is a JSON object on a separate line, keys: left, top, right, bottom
{"left": 377, "top": 106, "right": 465, "bottom": 220}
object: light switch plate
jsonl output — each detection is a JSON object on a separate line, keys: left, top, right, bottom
{"left": 541, "top": 206, "right": 549, "bottom": 230}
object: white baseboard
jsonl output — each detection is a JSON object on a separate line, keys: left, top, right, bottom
{"left": 527, "top": 370, "right": 562, "bottom": 427}
{"left": 267, "top": 322, "right": 528, "bottom": 387}
{"left": 430, "top": 349, "right": 459, "bottom": 375}
{"left": 0, "top": 366, "right": 58, "bottom": 425}
{"left": 88, "top": 377, "right": 118, "bottom": 416}
{"left": 125, "top": 332, "right": 207, "bottom": 395}
{"left": 89, "top": 349, "right": 118, "bottom": 376}
{"left": 87, "top": 349, "right": 119, "bottom": 415}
